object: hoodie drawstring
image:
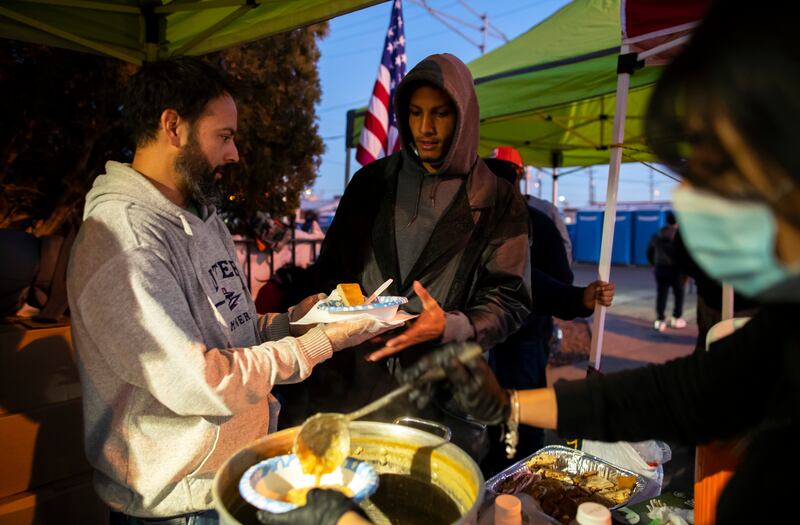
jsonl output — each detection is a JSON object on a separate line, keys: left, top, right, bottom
{"left": 179, "top": 214, "right": 193, "bottom": 236}
{"left": 406, "top": 175, "right": 424, "bottom": 227}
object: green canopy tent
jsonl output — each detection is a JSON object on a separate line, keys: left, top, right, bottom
{"left": 0, "top": 0, "right": 386, "bottom": 65}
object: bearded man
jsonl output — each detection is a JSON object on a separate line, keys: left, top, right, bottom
{"left": 66, "top": 57, "right": 391, "bottom": 524}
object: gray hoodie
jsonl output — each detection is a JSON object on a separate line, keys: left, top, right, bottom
{"left": 67, "top": 161, "right": 333, "bottom": 517}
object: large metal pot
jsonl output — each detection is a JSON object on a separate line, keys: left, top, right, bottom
{"left": 213, "top": 420, "right": 485, "bottom": 525}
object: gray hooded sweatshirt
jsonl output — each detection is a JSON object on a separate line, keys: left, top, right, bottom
{"left": 67, "top": 161, "right": 333, "bottom": 517}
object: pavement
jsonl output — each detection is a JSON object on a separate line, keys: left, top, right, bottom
{"left": 545, "top": 263, "right": 698, "bottom": 495}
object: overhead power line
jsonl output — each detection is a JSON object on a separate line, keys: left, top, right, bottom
{"left": 407, "top": 0, "right": 509, "bottom": 54}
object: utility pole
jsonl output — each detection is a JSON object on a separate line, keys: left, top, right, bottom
{"left": 480, "top": 12, "right": 488, "bottom": 54}
{"left": 537, "top": 169, "right": 543, "bottom": 199}
{"left": 589, "top": 167, "right": 595, "bottom": 205}
{"left": 522, "top": 166, "right": 530, "bottom": 195}
{"left": 411, "top": 0, "right": 508, "bottom": 55}
{"left": 648, "top": 166, "right": 654, "bottom": 202}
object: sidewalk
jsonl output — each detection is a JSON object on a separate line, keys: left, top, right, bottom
{"left": 546, "top": 263, "right": 699, "bottom": 495}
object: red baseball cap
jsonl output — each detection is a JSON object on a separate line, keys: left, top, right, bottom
{"left": 490, "top": 146, "right": 524, "bottom": 168}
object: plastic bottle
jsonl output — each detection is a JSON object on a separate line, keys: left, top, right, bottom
{"left": 494, "top": 494, "right": 522, "bottom": 525}
{"left": 573, "top": 502, "right": 611, "bottom": 525}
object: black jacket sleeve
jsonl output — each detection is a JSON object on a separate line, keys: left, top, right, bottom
{"left": 531, "top": 269, "right": 593, "bottom": 320}
{"left": 554, "top": 306, "right": 790, "bottom": 445}
{"left": 529, "top": 206, "right": 573, "bottom": 285}
{"left": 464, "top": 189, "right": 533, "bottom": 349}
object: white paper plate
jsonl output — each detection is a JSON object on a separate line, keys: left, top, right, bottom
{"left": 239, "top": 454, "right": 379, "bottom": 513}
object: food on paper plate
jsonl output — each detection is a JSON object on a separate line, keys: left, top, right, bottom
{"left": 283, "top": 484, "right": 354, "bottom": 506}
{"left": 336, "top": 283, "right": 365, "bottom": 306}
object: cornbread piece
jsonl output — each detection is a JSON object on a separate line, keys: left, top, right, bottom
{"left": 527, "top": 453, "right": 558, "bottom": 468}
{"left": 336, "top": 283, "right": 364, "bottom": 306}
{"left": 597, "top": 488, "right": 631, "bottom": 505}
{"left": 581, "top": 474, "right": 614, "bottom": 492}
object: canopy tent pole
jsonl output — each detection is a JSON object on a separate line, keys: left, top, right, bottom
{"left": 551, "top": 168, "right": 558, "bottom": 204}
{"left": 550, "top": 150, "right": 562, "bottom": 205}
{"left": 589, "top": 52, "right": 636, "bottom": 372}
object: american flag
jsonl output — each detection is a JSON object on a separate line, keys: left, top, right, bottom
{"left": 356, "top": 0, "right": 407, "bottom": 166}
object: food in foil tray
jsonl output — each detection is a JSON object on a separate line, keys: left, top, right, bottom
{"left": 487, "top": 446, "right": 645, "bottom": 525}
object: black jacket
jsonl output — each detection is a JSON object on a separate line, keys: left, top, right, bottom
{"left": 283, "top": 55, "right": 531, "bottom": 421}
{"left": 554, "top": 303, "right": 800, "bottom": 524}
{"left": 646, "top": 225, "right": 678, "bottom": 268}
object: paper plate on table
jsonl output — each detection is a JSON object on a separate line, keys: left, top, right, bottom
{"left": 239, "top": 454, "right": 379, "bottom": 513}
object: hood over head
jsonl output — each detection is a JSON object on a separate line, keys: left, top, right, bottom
{"left": 395, "top": 53, "right": 479, "bottom": 176}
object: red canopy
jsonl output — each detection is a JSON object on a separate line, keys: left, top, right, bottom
{"left": 621, "top": 0, "right": 709, "bottom": 64}
{"left": 623, "top": 0, "right": 709, "bottom": 39}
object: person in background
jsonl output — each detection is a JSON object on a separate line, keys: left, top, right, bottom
{"left": 66, "top": 57, "right": 392, "bottom": 525}
{"left": 401, "top": 1, "right": 800, "bottom": 523}
{"left": 646, "top": 211, "right": 687, "bottom": 331}
{"left": 489, "top": 146, "right": 573, "bottom": 267}
{"left": 482, "top": 151, "right": 615, "bottom": 475}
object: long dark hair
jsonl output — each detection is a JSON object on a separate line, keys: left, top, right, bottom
{"left": 646, "top": 1, "right": 799, "bottom": 195}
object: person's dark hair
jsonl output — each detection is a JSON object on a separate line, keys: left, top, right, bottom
{"left": 123, "top": 56, "right": 234, "bottom": 147}
{"left": 666, "top": 211, "right": 677, "bottom": 225}
{"left": 646, "top": 1, "right": 798, "bottom": 193}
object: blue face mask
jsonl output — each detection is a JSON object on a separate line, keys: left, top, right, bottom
{"left": 672, "top": 185, "right": 800, "bottom": 299}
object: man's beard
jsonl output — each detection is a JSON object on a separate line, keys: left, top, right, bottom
{"left": 174, "top": 133, "right": 226, "bottom": 208}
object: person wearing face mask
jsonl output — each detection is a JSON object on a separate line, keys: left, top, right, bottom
{"left": 400, "top": 2, "right": 800, "bottom": 523}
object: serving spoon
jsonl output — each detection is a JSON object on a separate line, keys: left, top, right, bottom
{"left": 293, "top": 342, "right": 482, "bottom": 478}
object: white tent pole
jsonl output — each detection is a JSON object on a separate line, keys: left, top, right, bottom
{"left": 589, "top": 67, "right": 631, "bottom": 372}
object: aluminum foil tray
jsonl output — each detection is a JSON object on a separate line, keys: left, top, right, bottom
{"left": 485, "top": 445, "right": 648, "bottom": 510}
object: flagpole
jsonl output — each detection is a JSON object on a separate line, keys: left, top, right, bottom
{"left": 344, "top": 146, "right": 351, "bottom": 189}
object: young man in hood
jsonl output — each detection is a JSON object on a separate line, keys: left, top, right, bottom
{"left": 291, "top": 54, "right": 532, "bottom": 440}
{"left": 66, "top": 57, "right": 392, "bottom": 524}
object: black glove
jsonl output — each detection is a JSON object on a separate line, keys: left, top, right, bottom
{"left": 402, "top": 344, "right": 510, "bottom": 425}
{"left": 256, "top": 489, "right": 368, "bottom": 525}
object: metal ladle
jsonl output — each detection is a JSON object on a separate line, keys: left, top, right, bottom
{"left": 293, "top": 342, "right": 483, "bottom": 477}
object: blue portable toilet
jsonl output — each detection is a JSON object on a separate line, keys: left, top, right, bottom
{"left": 575, "top": 210, "right": 603, "bottom": 263}
{"left": 633, "top": 209, "right": 668, "bottom": 265}
{"left": 612, "top": 210, "right": 633, "bottom": 265}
